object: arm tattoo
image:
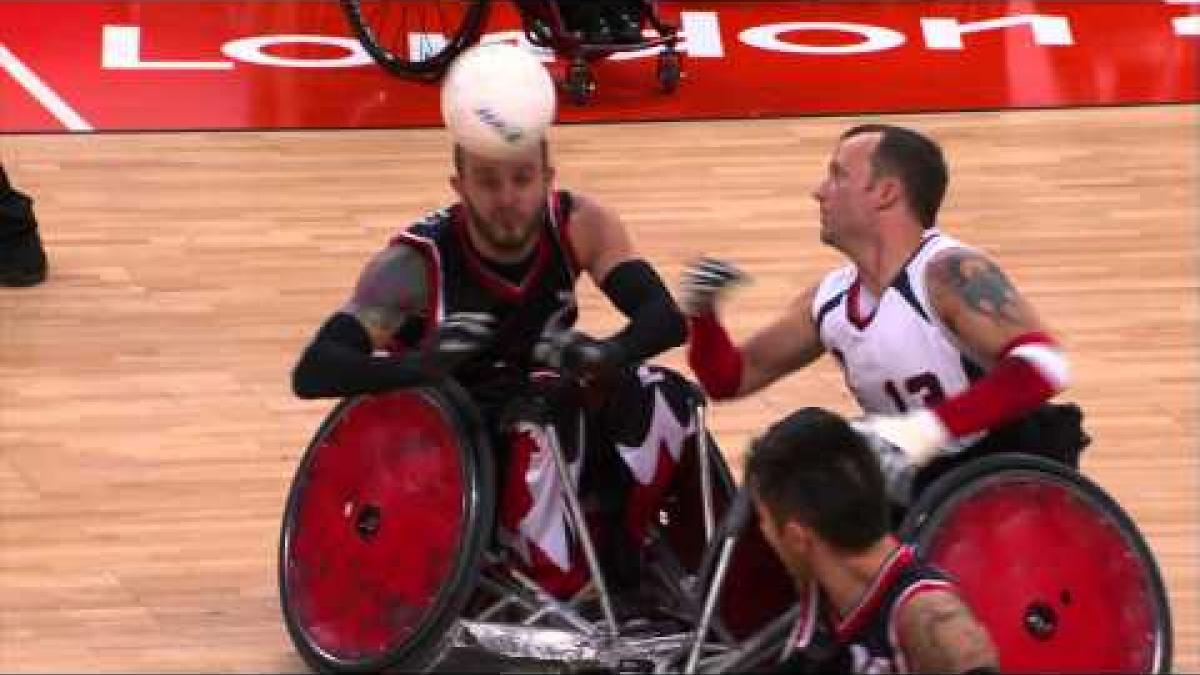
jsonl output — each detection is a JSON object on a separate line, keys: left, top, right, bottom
{"left": 905, "top": 593, "right": 999, "bottom": 673}
{"left": 933, "top": 251, "right": 1023, "bottom": 325}
{"left": 345, "top": 246, "right": 430, "bottom": 336}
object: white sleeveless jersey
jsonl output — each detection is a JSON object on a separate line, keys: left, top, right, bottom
{"left": 813, "top": 231, "right": 986, "bottom": 454}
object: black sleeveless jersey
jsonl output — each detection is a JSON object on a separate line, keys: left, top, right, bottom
{"left": 780, "top": 544, "right": 958, "bottom": 674}
{"left": 386, "top": 190, "right": 581, "bottom": 390}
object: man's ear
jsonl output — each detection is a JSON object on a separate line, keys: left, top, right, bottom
{"left": 874, "top": 175, "right": 902, "bottom": 211}
{"left": 754, "top": 500, "right": 777, "bottom": 537}
{"left": 779, "top": 518, "right": 813, "bottom": 553}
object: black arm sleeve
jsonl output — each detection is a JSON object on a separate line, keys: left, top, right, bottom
{"left": 600, "top": 259, "right": 687, "bottom": 365}
{"left": 291, "top": 312, "right": 429, "bottom": 399}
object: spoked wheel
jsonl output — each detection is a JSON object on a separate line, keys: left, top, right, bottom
{"left": 279, "top": 383, "right": 495, "bottom": 672}
{"left": 900, "top": 453, "right": 1172, "bottom": 674}
{"left": 340, "top": 0, "right": 491, "bottom": 80}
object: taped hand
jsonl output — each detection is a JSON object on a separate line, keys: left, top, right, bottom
{"left": 533, "top": 327, "right": 623, "bottom": 385}
{"left": 425, "top": 312, "right": 496, "bottom": 377}
{"left": 678, "top": 257, "right": 748, "bottom": 316}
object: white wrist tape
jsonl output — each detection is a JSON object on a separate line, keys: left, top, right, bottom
{"left": 858, "top": 409, "right": 950, "bottom": 467}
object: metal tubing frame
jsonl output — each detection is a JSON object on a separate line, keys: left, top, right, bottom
{"left": 696, "top": 401, "right": 717, "bottom": 545}
{"left": 544, "top": 413, "right": 620, "bottom": 636}
{"left": 684, "top": 536, "right": 738, "bottom": 673}
{"left": 697, "top": 604, "right": 801, "bottom": 673}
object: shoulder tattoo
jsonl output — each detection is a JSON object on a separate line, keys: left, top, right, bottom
{"left": 931, "top": 250, "right": 1023, "bottom": 325}
{"left": 906, "top": 592, "right": 998, "bottom": 672}
{"left": 346, "top": 245, "right": 430, "bottom": 335}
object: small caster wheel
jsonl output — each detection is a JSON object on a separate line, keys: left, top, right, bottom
{"left": 566, "top": 61, "right": 596, "bottom": 105}
{"left": 657, "top": 50, "right": 681, "bottom": 94}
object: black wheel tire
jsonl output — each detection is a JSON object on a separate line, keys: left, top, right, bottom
{"left": 279, "top": 382, "right": 496, "bottom": 672}
{"left": 340, "top": 0, "right": 491, "bottom": 79}
{"left": 900, "top": 453, "right": 1172, "bottom": 674}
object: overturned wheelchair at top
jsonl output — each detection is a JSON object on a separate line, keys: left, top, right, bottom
{"left": 277, "top": 378, "right": 1172, "bottom": 673}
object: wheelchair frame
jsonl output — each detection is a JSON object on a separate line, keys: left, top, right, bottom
{"left": 278, "top": 381, "right": 1173, "bottom": 674}
{"left": 415, "top": 381, "right": 796, "bottom": 673}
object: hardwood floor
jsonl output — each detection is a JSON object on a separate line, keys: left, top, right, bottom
{"left": 1, "top": 103, "right": 1195, "bottom": 672}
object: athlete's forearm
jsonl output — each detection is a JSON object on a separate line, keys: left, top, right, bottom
{"left": 933, "top": 331, "right": 1069, "bottom": 437}
{"left": 292, "top": 312, "right": 428, "bottom": 399}
{"left": 600, "top": 259, "right": 687, "bottom": 364}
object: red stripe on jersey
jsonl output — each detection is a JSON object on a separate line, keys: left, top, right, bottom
{"left": 390, "top": 231, "right": 442, "bottom": 348}
{"left": 451, "top": 203, "right": 551, "bottom": 302}
{"left": 846, "top": 279, "right": 875, "bottom": 329}
{"left": 835, "top": 544, "right": 916, "bottom": 642}
{"left": 549, "top": 190, "right": 582, "bottom": 279}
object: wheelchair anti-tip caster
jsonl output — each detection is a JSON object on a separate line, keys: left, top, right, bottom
{"left": 656, "top": 50, "right": 681, "bottom": 94}
{"left": 566, "top": 60, "right": 597, "bottom": 106}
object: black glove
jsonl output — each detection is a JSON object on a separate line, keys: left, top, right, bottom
{"left": 424, "top": 312, "right": 496, "bottom": 377}
{"left": 533, "top": 328, "right": 623, "bottom": 384}
{"left": 678, "top": 256, "right": 748, "bottom": 316}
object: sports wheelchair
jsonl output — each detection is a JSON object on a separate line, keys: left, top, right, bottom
{"left": 339, "top": 0, "right": 683, "bottom": 104}
{"left": 278, "top": 380, "right": 1172, "bottom": 673}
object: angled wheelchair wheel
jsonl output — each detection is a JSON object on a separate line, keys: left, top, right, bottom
{"left": 279, "top": 383, "right": 495, "bottom": 672}
{"left": 340, "top": 0, "right": 491, "bottom": 79}
{"left": 900, "top": 453, "right": 1171, "bottom": 674}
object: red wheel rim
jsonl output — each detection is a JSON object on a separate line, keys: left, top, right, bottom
{"left": 922, "top": 472, "right": 1162, "bottom": 673}
{"left": 284, "top": 391, "right": 468, "bottom": 663}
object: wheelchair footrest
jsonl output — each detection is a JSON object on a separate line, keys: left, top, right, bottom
{"left": 448, "top": 619, "right": 694, "bottom": 672}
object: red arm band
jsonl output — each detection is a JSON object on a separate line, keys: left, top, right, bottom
{"left": 686, "top": 313, "right": 743, "bottom": 401}
{"left": 933, "top": 332, "right": 1069, "bottom": 438}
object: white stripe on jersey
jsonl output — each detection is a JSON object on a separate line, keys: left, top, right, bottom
{"left": 780, "top": 579, "right": 822, "bottom": 662}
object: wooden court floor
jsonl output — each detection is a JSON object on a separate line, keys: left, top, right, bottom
{"left": 1, "top": 104, "right": 1195, "bottom": 672}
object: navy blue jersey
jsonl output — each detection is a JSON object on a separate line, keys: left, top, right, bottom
{"left": 386, "top": 190, "right": 581, "bottom": 390}
{"left": 781, "top": 544, "right": 958, "bottom": 674}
